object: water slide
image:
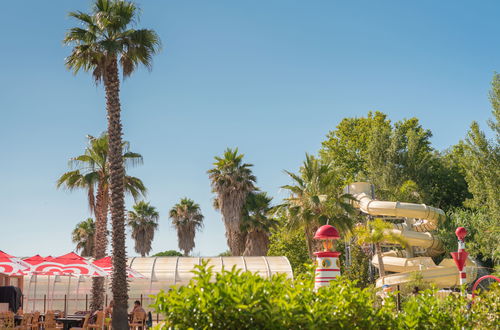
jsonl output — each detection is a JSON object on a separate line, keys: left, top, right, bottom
{"left": 345, "top": 182, "right": 477, "bottom": 288}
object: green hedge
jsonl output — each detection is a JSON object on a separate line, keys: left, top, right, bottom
{"left": 151, "top": 263, "right": 500, "bottom": 329}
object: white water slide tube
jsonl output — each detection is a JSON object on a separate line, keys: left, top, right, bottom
{"left": 345, "top": 182, "right": 476, "bottom": 288}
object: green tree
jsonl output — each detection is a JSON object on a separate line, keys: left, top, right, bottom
{"left": 279, "top": 154, "right": 354, "bottom": 258}
{"left": 267, "top": 226, "right": 311, "bottom": 276}
{"left": 127, "top": 201, "right": 160, "bottom": 257}
{"left": 57, "top": 133, "right": 146, "bottom": 311}
{"left": 64, "top": 0, "right": 160, "bottom": 325}
{"left": 153, "top": 250, "right": 183, "bottom": 257}
{"left": 72, "top": 218, "right": 95, "bottom": 257}
{"left": 352, "top": 218, "right": 407, "bottom": 277}
{"left": 241, "top": 192, "right": 276, "bottom": 256}
{"left": 208, "top": 148, "right": 256, "bottom": 255}
{"left": 169, "top": 198, "right": 204, "bottom": 256}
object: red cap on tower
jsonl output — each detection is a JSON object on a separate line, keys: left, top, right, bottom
{"left": 314, "top": 225, "right": 340, "bottom": 240}
{"left": 455, "top": 227, "right": 467, "bottom": 241}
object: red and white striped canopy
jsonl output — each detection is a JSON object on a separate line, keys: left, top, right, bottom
{"left": 32, "top": 252, "right": 107, "bottom": 277}
{"left": 0, "top": 250, "right": 30, "bottom": 276}
{"left": 23, "top": 255, "right": 55, "bottom": 275}
{"left": 93, "top": 256, "right": 146, "bottom": 279}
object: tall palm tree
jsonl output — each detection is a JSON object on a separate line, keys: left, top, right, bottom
{"left": 127, "top": 201, "right": 159, "bottom": 257}
{"left": 208, "top": 148, "right": 256, "bottom": 255}
{"left": 169, "top": 198, "right": 204, "bottom": 256}
{"left": 353, "top": 218, "right": 407, "bottom": 277}
{"left": 72, "top": 218, "right": 96, "bottom": 257}
{"left": 64, "top": 0, "right": 160, "bottom": 326}
{"left": 241, "top": 192, "right": 277, "bottom": 256}
{"left": 57, "top": 133, "right": 146, "bottom": 311}
{"left": 279, "top": 154, "right": 355, "bottom": 258}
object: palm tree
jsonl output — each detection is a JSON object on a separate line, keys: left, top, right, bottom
{"left": 64, "top": 0, "right": 160, "bottom": 326}
{"left": 353, "top": 218, "right": 407, "bottom": 277}
{"left": 57, "top": 133, "right": 146, "bottom": 311}
{"left": 169, "top": 198, "right": 204, "bottom": 256}
{"left": 241, "top": 192, "right": 277, "bottom": 256}
{"left": 279, "top": 154, "right": 355, "bottom": 258}
{"left": 208, "top": 148, "right": 256, "bottom": 255}
{"left": 72, "top": 218, "right": 95, "bottom": 257}
{"left": 127, "top": 201, "right": 160, "bottom": 257}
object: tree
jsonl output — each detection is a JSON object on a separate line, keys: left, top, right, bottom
{"left": 279, "top": 154, "right": 354, "bottom": 258}
{"left": 169, "top": 198, "right": 204, "bottom": 256}
{"left": 153, "top": 250, "right": 183, "bottom": 257}
{"left": 352, "top": 218, "right": 407, "bottom": 277}
{"left": 72, "top": 218, "right": 95, "bottom": 257}
{"left": 127, "top": 201, "right": 159, "bottom": 257}
{"left": 64, "top": 1, "right": 161, "bottom": 325}
{"left": 241, "top": 192, "right": 276, "bottom": 256}
{"left": 57, "top": 133, "right": 146, "bottom": 311}
{"left": 208, "top": 148, "right": 256, "bottom": 255}
{"left": 267, "top": 226, "right": 311, "bottom": 276}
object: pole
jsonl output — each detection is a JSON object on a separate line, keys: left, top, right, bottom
{"left": 43, "top": 294, "right": 46, "bottom": 313}
{"left": 458, "top": 239, "right": 467, "bottom": 287}
{"left": 451, "top": 227, "right": 468, "bottom": 296}
{"left": 32, "top": 274, "right": 38, "bottom": 312}
{"left": 85, "top": 294, "right": 88, "bottom": 311}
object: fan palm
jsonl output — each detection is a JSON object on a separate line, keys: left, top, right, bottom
{"left": 72, "top": 218, "right": 96, "bottom": 257}
{"left": 64, "top": 0, "right": 160, "bottom": 326}
{"left": 127, "top": 201, "right": 159, "bottom": 257}
{"left": 208, "top": 148, "right": 256, "bottom": 255}
{"left": 169, "top": 198, "right": 204, "bottom": 256}
{"left": 57, "top": 133, "right": 146, "bottom": 311}
{"left": 353, "top": 218, "right": 407, "bottom": 277}
{"left": 241, "top": 192, "right": 277, "bottom": 256}
{"left": 279, "top": 154, "right": 355, "bottom": 258}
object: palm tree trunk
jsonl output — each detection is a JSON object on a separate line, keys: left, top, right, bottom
{"left": 90, "top": 182, "right": 108, "bottom": 311}
{"left": 375, "top": 243, "right": 386, "bottom": 277}
{"left": 104, "top": 56, "right": 128, "bottom": 329}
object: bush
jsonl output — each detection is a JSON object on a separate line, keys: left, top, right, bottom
{"left": 151, "top": 263, "right": 500, "bottom": 329}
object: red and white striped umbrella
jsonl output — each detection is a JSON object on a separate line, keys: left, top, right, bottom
{"left": 93, "top": 256, "right": 146, "bottom": 278}
{"left": 0, "top": 250, "right": 30, "bottom": 276}
{"left": 32, "top": 252, "right": 107, "bottom": 277}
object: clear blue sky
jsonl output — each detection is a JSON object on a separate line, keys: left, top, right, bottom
{"left": 0, "top": 1, "right": 498, "bottom": 257}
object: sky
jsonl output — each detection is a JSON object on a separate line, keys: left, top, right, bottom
{"left": 0, "top": 1, "right": 498, "bottom": 258}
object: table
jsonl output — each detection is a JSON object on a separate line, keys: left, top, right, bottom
{"left": 55, "top": 317, "right": 84, "bottom": 330}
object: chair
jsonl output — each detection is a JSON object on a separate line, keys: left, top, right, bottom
{"left": 30, "top": 311, "right": 40, "bottom": 330}
{"left": 128, "top": 311, "right": 146, "bottom": 330}
{"left": 87, "top": 311, "right": 104, "bottom": 329}
{"left": 40, "top": 311, "right": 62, "bottom": 329}
{"left": 0, "top": 311, "right": 15, "bottom": 328}
{"left": 14, "top": 312, "right": 32, "bottom": 329}
{"left": 70, "top": 313, "right": 90, "bottom": 330}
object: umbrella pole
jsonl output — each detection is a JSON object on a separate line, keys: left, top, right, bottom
{"left": 32, "top": 274, "right": 38, "bottom": 312}
{"left": 66, "top": 276, "right": 71, "bottom": 314}
{"left": 51, "top": 276, "right": 57, "bottom": 310}
{"left": 26, "top": 275, "right": 32, "bottom": 312}
{"left": 75, "top": 276, "right": 81, "bottom": 312}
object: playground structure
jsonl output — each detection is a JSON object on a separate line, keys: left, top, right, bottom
{"left": 345, "top": 182, "right": 477, "bottom": 288}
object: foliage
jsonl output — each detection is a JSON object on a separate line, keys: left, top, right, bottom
{"left": 241, "top": 192, "right": 277, "bottom": 256}
{"left": 72, "top": 218, "right": 95, "bottom": 257}
{"left": 151, "top": 263, "right": 500, "bottom": 329}
{"left": 267, "top": 226, "right": 311, "bottom": 276}
{"left": 217, "top": 251, "right": 232, "bottom": 257}
{"left": 279, "top": 154, "right": 355, "bottom": 257}
{"left": 336, "top": 240, "right": 372, "bottom": 287}
{"left": 127, "top": 201, "right": 159, "bottom": 257}
{"left": 169, "top": 198, "right": 204, "bottom": 256}
{"left": 437, "top": 208, "right": 500, "bottom": 267}
{"left": 152, "top": 250, "right": 183, "bottom": 257}
{"left": 208, "top": 148, "right": 257, "bottom": 255}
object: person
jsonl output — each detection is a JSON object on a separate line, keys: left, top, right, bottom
{"left": 130, "top": 300, "right": 146, "bottom": 315}
{"left": 105, "top": 300, "right": 114, "bottom": 318}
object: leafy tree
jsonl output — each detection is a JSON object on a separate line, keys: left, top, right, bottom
{"left": 153, "top": 250, "right": 183, "bottom": 257}
{"left": 240, "top": 192, "right": 276, "bottom": 256}
{"left": 64, "top": 0, "right": 160, "bottom": 324}
{"left": 169, "top": 198, "right": 204, "bottom": 256}
{"left": 57, "top": 133, "right": 146, "bottom": 310}
{"left": 217, "top": 251, "right": 232, "bottom": 257}
{"left": 208, "top": 148, "right": 256, "bottom": 255}
{"left": 72, "top": 218, "right": 95, "bottom": 257}
{"left": 352, "top": 218, "right": 407, "bottom": 277}
{"left": 127, "top": 201, "right": 159, "bottom": 257}
{"left": 279, "top": 154, "right": 354, "bottom": 258}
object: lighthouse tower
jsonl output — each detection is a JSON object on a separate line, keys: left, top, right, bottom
{"left": 314, "top": 225, "right": 341, "bottom": 291}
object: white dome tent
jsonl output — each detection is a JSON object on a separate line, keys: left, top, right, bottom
{"left": 23, "top": 256, "right": 293, "bottom": 313}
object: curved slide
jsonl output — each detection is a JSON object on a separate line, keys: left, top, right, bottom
{"left": 345, "top": 182, "right": 476, "bottom": 288}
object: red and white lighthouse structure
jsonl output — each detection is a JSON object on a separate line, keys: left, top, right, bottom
{"left": 450, "top": 227, "right": 468, "bottom": 293}
{"left": 313, "top": 225, "right": 341, "bottom": 291}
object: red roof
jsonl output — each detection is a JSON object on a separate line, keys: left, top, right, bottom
{"left": 314, "top": 225, "right": 340, "bottom": 240}
{"left": 455, "top": 227, "right": 467, "bottom": 241}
